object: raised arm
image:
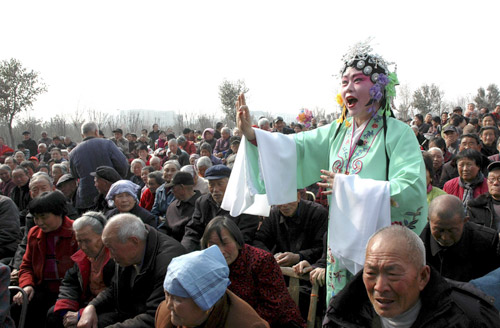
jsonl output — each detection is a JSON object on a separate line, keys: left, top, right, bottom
{"left": 236, "top": 93, "right": 256, "bottom": 141}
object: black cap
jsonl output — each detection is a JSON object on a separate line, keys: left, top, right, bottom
{"left": 22, "top": 131, "right": 31, "bottom": 135}
{"left": 443, "top": 125, "right": 458, "bottom": 134}
{"left": 165, "top": 171, "right": 195, "bottom": 188}
{"left": 56, "top": 174, "right": 76, "bottom": 187}
{"left": 90, "top": 166, "right": 122, "bottom": 183}
{"left": 205, "top": 165, "right": 231, "bottom": 180}
{"left": 275, "top": 116, "right": 284, "bottom": 123}
{"left": 488, "top": 161, "right": 500, "bottom": 173}
{"left": 112, "top": 128, "right": 123, "bottom": 134}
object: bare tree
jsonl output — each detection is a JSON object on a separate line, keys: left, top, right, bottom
{"left": 395, "top": 84, "right": 412, "bottom": 120}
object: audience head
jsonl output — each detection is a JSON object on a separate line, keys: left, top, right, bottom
{"left": 479, "top": 126, "right": 499, "bottom": 147}
{"left": 166, "top": 172, "right": 195, "bottom": 201}
{"left": 4, "top": 156, "right": 16, "bottom": 171}
{"left": 201, "top": 216, "right": 244, "bottom": 265}
{"left": 443, "top": 126, "right": 459, "bottom": 146}
{"left": 51, "top": 147, "right": 63, "bottom": 161}
{"left": 105, "top": 180, "right": 140, "bottom": 212}
{"left": 56, "top": 174, "right": 77, "bottom": 199}
{"left": 196, "top": 156, "right": 212, "bottom": 178}
{"left": 363, "top": 225, "right": 430, "bottom": 318}
{"left": 203, "top": 129, "right": 214, "bottom": 141}
{"left": 149, "top": 156, "right": 162, "bottom": 171}
{"left": 487, "top": 162, "right": 500, "bottom": 201}
{"left": 73, "top": 211, "right": 107, "bottom": 259}
{"left": 459, "top": 133, "right": 481, "bottom": 152}
{"left": 482, "top": 113, "right": 497, "bottom": 127}
{"left": 102, "top": 213, "right": 148, "bottom": 267}
{"left": 0, "top": 164, "right": 12, "bottom": 183}
{"left": 189, "top": 154, "right": 200, "bottom": 166}
{"left": 428, "top": 194, "right": 467, "bottom": 247}
{"left": 147, "top": 171, "right": 164, "bottom": 194}
{"left": 141, "top": 165, "right": 155, "bottom": 185}
{"left": 163, "top": 160, "right": 180, "bottom": 184}
{"left": 427, "top": 147, "right": 444, "bottom": 171}
{"left": 12, "top": 166, "right": 30, "bottom": 188}
{"left": 20, "top": 160, "right": 35, "bottom": 177}
{"left": 52, "top": 163, "right": 68, "bottom": 184}
{"left": 455, "top": 149, "right": 482, "bottom": 183}
{"left": 29, "top": 190, "right": 68, "bottom": 233}
{"left": 205, "top": 165, "right": 231, "bottom": 205}
{"left": 130, "top": 158, "right": 146, "bottom": 177}
{"left": 91, "top": 166, "right": 122, "bottom": 195}
{"left": 199, "top": 143, "right": 212, "bottom": 158}
{"left": 277, "top": 191, "right": 301, "bottom": 217}
{"left": 81, "top": 122, "right": 99, "bottom": 137}
{"left": 14, "top": 151, "right": 25, "bottom": 164}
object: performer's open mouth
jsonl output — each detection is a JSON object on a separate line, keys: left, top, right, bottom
{"left": 346, "top": 96, "right": 358, "bottom": 108}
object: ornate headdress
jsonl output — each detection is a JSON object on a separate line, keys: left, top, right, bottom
{"left": 336, "top": 40, "right": 399, "bottom": 126}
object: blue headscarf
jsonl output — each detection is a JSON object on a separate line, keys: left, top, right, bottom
{"left": 163, "top": 245, "right": 230, "bottom": 311}
{"left": 105, "top": 180, "right": 140, "bottom": 207}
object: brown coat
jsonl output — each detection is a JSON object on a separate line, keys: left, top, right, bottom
{"left": 155, "top": 290, "right": 270, "bottom": 328}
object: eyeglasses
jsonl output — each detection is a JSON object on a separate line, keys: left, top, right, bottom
{"left": 487, "top": 177, "right": 500, "bottom": 184}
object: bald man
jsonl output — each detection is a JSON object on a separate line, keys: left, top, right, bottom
{"left": 420, "top": 194, "right": 500, "bottom": 282}
{"left": 323, "top": 225, "right": 500, "bottom": 327}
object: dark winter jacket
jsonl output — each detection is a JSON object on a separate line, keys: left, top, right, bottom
{"left": 106, "top": 203, "right": 158, "bottom": 228}
{"left": 467, "top": 193, "right": 500, "bottom": 230}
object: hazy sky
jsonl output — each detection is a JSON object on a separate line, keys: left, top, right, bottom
{"left": 2, "top": 0, "right": 499, "bottom": 123}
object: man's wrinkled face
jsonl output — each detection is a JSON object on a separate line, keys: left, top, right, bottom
{"left": 429, "top": 213, "right": 466, "bottom": 247}
{"left": 208, "top": 178, "right": 228, "bottom": 204}
{"left": 459, "top": 137, "right": 480, "bottom": 152}
{"left": 94, "top": 177, "right": 112, "bottom": 195}
{"left": 12, "top": 170, "right": 29, "bottom": 187}
{"left": 443, "top": 131, "right": 458, "bottom": 145}
{"left": 488, "top": 170, "right": 500, "bottom": 200}
{"left": 428, "top": 149, "right": 444, "bottom": 170}
{"left": 163, "top": 164, "right": 178, "bottom": 183}
{"left": 363, "top": 236, "right": 429, "bottom": 318}
{"left": 30, "top": 179, "right": 53, "bottom": 198}
{"left": 0, "top": 169, "right": 11, "bottom": 182}
{"left": 75, "top": 225, "right": 104, "bottom": 259}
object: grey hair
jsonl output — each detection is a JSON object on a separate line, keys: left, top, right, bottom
{"left": 38, "top": 143, "right": 47, "bottom": 149}
{"left": 368, "top": 225, "right": 426, "bottom": 268}
{"left": 73, "top": 211, "right": 107, "bottom": 234}
{"left": 29, "top": 172, "right": 53, "bottom": 189}
{"left": 428, "top": 147, "right": 443, "bottom": 157}
{"left": 149, "top": 156, "right": 161, "bottom": 165}
{"left": 168, "top": 139, "right": 178, "bottom": 146}
{"left": 196, "top": 156, "right": 212, "bottom": 169}
{"left": 82, "top": 122, "right": 99, "bottom": 135}
{"left": 180, "top": 164, "right": 196, "bottom": 178}
{"left": 130, "top": 159, "right": 146, "bottom": 173}
{"left": 148, "top": 171, "right": 164, "bottom": 185}
{"left": 221, "top": 127, "right": 231, "bottom": 134}
{"left": 105, "top": 213, "right": 148, "bottom": 243}
{"left": 163, "top": 160, "right": 180, "bottom": 170}
{"left": 52, "top": 163, "right": 68, "bottom": 174}
{"left": 0, "top": 164, "right": 11, "bottom": 173}
{"left": 15, "top": 151, "right": 26, "bottom": 159}
{"left": 258, "top": 118, "right": 269, "bottom": 129}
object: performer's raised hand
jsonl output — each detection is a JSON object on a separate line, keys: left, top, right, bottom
{"left": 236, "top": 93, "right": 256, "bottom": 141}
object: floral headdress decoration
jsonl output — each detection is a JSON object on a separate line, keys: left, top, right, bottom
{"left": 336, "top": 40, "right": 399, "bottom": 126}
{"left": 296, "top": 108, "right": 313, "bottom": 128}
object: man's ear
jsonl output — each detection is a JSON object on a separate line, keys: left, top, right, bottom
{"left": 418, "top": 265, "right": 431, "bottom": 291}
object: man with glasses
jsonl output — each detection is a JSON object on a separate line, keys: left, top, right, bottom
{"left": 468, "top": 161, "right": 500, "bottom": 231}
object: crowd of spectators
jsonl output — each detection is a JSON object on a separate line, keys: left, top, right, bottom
{"left": 1, "top": 104, "right": 500, "bottom": 327}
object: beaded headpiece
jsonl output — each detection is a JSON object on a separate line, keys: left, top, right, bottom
{"left": 336, "top": 40, "right": 399, "bottom": 126}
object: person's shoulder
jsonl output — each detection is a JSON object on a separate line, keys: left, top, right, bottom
{"left": 465, "top": 221, "right": 498, "bottom": 242}
{"left": 226, "top": 290, "right": 270, "bottom": 327}
{"left": 467, "top": 193, "right": 491, "bottom": 207}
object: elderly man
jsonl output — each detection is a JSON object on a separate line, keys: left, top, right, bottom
{"left": 90, "top": 166, "right": 123, "bottom": 213}
{"left": 46, "top": 212, "right": 114, "bottom": 328}
{"left": 149, "top": 156, "right": 162, "bottom": 171}
{"left": 38, "top": 131, "right": 52, "bottom": 146}
{"left": 10, "top": 166, "right": 31, "bottom": 224}
{"left": 414, "top": 114, "right": 430, "bottom": 134}
{"left": 166, "top": 139, "right": 189, "bottom": 167}
{"left": 176, "top": 135, "right": 196, "bottom": 155}
{"left": 151, "top": 160, "right": 179, "bottom": 218}
{"left": 323, "top": 225, "right": 500, "bottom": 327}
{"left": 480, "top": 126, "right": 499, "bottom": 157}
{"left": 253, "top": 190, "right": 328, "bottom": 267}
{"left": 272, "top": 116, "right": 294, "bottom": 134}
{"left": 421, "top": 194, "right": 500, "bottom": 282}
{"left": 0, "top": 165, "right": 16, "bottom": 197}
{"left": 427, "top": 147, "right": 444, "bottom": 188}
{"left": 69, "top": 122, "right": 128, "bottom": 213}
{"left": 36, "top": 143, "right": 50, "bottom": 163}
{"left": 213, "top": 127, "right": 232, "bottom": 158}
{"left": 48, "top": 136, "right": 66, "bottom": 152}
{"left": 110, "top": 128, "right": 129, "bottom": 155}
{"left": 22, "top": 131, "right": 38, "bottom": 158}
{"left": 181, "top": 165, "right": 260, "bottom": 252}
{"left": 468, "top": 161, "right": 500, "bottom": 230}
{"left": 160, "top": 172, "right": 202, "bottom": 242}
{"left": 77, "top": 213, "right": 185, "bottom": 328}
{"left": 181, "top": 164, "right": 209, "bottom": 195}
{"left": 443, "top": 125, "right": 460, "bottom": 156}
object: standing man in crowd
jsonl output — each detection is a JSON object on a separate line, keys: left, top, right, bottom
{"left": 21, "top": 131, "right": 38, "bottom": 158}
{"left": 69, "top": 122, "right": 129, "bottom": 214}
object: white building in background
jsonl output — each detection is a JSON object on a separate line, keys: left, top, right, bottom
{"left": 118, "top": 109, "right": 177, "bottom": 127}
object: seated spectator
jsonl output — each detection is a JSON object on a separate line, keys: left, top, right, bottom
{"left": 428, "top": 147, "right": 445, "bottom": 188}
{"left": 140, "top": 165, "right": 155, "bottom": 195}
{"left": 148, "top": 124, "right": 160, "bottom": 147}
{"left": 166, "top": 139, "right": 190, "bottom": 167}
{"left": 149, "top": 155, "right": 161, "bottom": 171}
{"left": 56, "top": 174, "right": 79, "bottom": 219}
{"left": 323, "top": 225, "right": 500, "bottom": 327}
{"left": 181, "top": 164, "right": 209, "bottom": 195}
{"left": 14, "top": 150, "right": 26, "bottom": 164}
{"left": 0, "top": 137, "right": 14, "bottom": 164}
{"left": 176, "top": 135, "right": 196, "bottom": 155}
{"left": 0, "top": 164, "right": 16, "bottom": 197}
{"left": 224, "top": 137, "right": 240, "bottom": 169}
{"left": 110, "top": 128, "right": 129, "bottom": 155}
{"left": 48, "top": 136, "right": 66, "bottom": 152}
{"left": 420, "top": 194, "right": 500, "bottom": 281}
{"left": 181, "top": 165, "right": 259, "bottom": 252}
{"left": 52, "top": 163, "right": 68, "bottom": 185}
{"left": 38, "top": 131, "right": 52, "bottom": 146}
{"left": 20, "top": 160, "right": 36, "bottom": 178}
{"left": 38, "top": 164, "right": 49, "bottom": 174}
{"left": 105, "top": 180, "right": 157, "bottom": 228}
{"left": 159, "top": 172, "right": 202, "bottom": 242}
{"left": 10, "top": 166, "right": 31, "bottom": 224}
{"left": 443, "top": 125, "right": 459, "bottom": 156}
{"left": 137, "top": 144, "right": 151, "bottom": 165}
{"left": 157, "top": 244, "right": 270, "bottom": 328}
{"left": 22, "top": 131, "right": 38, "bottom": 158}
{"left": 253, "top": 190, "right": 327, "bottom": 267}
{"left": 423, "top": 152, "right": 447, "bottom": 204}
{"left": 202, "top": 128, "right": 217, "bottom": 151}
{"left": 47, "top": 212, "right": 114, "bottom": 328}
{"left": 154, "top": 131, "right": 167, "bottom": 150}
{"left": 51, "top": 147, "right": 67, "bottom": 163}
{"left": 201, "top": 216, "right": 304, "bottom": 327}
{"left": 428, "top": 136, "right": 453, "bottom": 163}
{"left": 140, "top": 171, "right": 164, "bottom": 212}
{"left": 12, "top": 191, "right": 78, "bottom": 328}
{"left": 4, "top": 156, "right": 17, "bottom": 171}
{"left": 62, "top": 136, "right": 76, "bottom": 150}
{"left": 467, "top": 161, "right": 500, "bottom": 230}
{"left": 428, "top": 116, "right": 442, "bottom": 135}
{"left": 189, "top": 153, "right": 199, "bottom": 166}
{"left": 0, "top": 195, "right": 20, "bottom": 263}
{"left": 480, "top": 126, "right": 499, "bottom": 157}
{"left": 293, "top": 231, "right": 327, "bottom": 288}
{"left": 199, "top": 142, "right": 222, "bottom": 166}
{"left": 0, "top": 262, "right": 14, "bottom": 328}
{"left": 196, "top": 155, "right": 212, "bottom": 178}
{"left": 482, "top": 113, "right": 497, "bottom": 127}
{"left": 272, "top": 116, "right": 294, "bottom": 134}
{"left": 152, "top": 160, "right": 179, "bottom": 218}
{"left": 77, "top": 213, "right": 185, "bottom": 328}
{"left": 90, "top": 166, "right": 122, "bottom": 213}
{"left": 129, "top": 158, "right": 146, "bottom": 189}
{"left": 213, "top": 127, "right": 231, "bottom": 158}
{"left": 443, "top": 149, "right": 488, "bottom": 203}
{"left": 488, "top": 138, "right": 500, "bottom": 162}
{"left": 29, "top": 156, "right": 39, "bottom": 170}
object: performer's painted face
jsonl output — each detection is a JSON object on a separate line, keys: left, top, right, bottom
{"left": 341, "top": 67, "right": 375, "bottom": 121}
